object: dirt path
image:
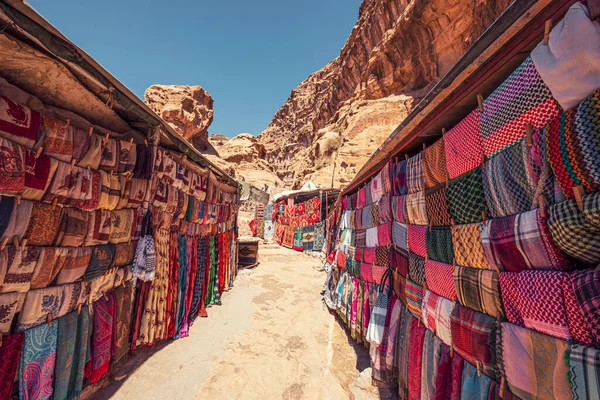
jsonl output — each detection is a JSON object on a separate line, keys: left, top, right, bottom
{"left": 94, "top": 245, "right": 391, "bottom": 400}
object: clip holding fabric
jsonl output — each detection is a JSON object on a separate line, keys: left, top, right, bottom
{"left": 543, "top": 19, "right": 552, "bottom": 45}
{"left": 573, "top": 185, "right": 585, "bottom": 211}
{"left": 477, "top": 94, "right": 484, "bottom": 112}
{"left": 88, "top": 126, "right": 94, "bottom": 137}
{"left": 51, "top": 197, "right": 59, "bottom": 210}
{"left": 47, "top": 314, "right": 52, "bottom": 327}
{"left": 525, "top": 123, "right": 534, "bottom": 147}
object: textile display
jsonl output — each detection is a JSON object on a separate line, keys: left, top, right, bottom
{"left": 313, "top": 221, "right": 325, "bottom": 252}
{"left": 496, "top": 322, "right": 571, "bottom": 400}
{"left": 395, "top": 305, "right": 413, "bottom": 399}
{"left": 392, "top": 221, "right": 407, "bottom": 250}
{"left": 481, "top": 208, "right": 571, "bottom": 272}
{"left": 444, "top": 110, "right": 482, "bottom": 179}
{"left": 420, "top": 331, "right": 442, "bottom": 400}
{"left": 447, "top": 167, "right": 489, "bottom": 225}
{"left": 479, "top": 56, "right": 560, "bottom": 157}
{"left": 88, "top": 292, "right": 116, "bottom": 383}
{"left": 424, "top": 260, "right": 456, "bottom": 300}
{"left": 405, "top": 191, "right": 428, "bottom": 225}
{"left": 450, "top": 304, "right": 495, "bottom": 376}
{"left": 569, "top": 344, "right": 600, "bottom": 400}
{"left": 19, "top": 322, "right": 57, "bottom": 400}
{"left": 454, "top": 266, "right": 503, "bottom": 318}
{"left": 424, "top": 184, "right": 453, "bottom": 226}
{"left": 426, "top": 226, "right": 454, "bottom": 264}
{"left": 562, "top": 271, "right": 595, "bottom": 347}
{"left": 392, "top": 195, "right": 407, "bottom": 223}
{"left": 408, "top": 253, "right": 425, "bottom": 285}
{"left": 422, "top": 290, "right": 453, "bottom": 346}
{"left": 0, "top": 95, "right": 40, "bottom": 149}
{"left": 407, "top": 224, "right": 427, "bottom": 258}
{"left": 405, "top": 279, "right": 423, "bottom": 320}
{"left": 406, "top": 153, "right": 424, "bottom": 194}
{"left": 422, "top": 138, "right": 448, "bottom": 189}
{"left": 451, "top": 223, "right": 489, "bottom": 270}
{"left": 0, "top": 333, "right": 24, "bottom": 399}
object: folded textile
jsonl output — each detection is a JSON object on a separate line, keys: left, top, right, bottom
{"left": 480, "top": 56, "right": 561, "bottom": 157}
{"left": 461, "top": 361, "right": 492, "bottom": 400}
{"left": 362, "top": 205, "right": 375, "bottom": 228}
{"left": 109, "top": 209, "right": 134, "bottom": 244}
{"left": 424, "top": 184, "right": 453, "bottom": 226}
{"left": 434, "top": 343, "right": 464, "bottom": 400}
{"left": 424, "top": 259, "right": 456, "bottom": 300}
{"left": 573, "top": 270, "right": 600, "bottom": 348}
{"left": 84, "top": 244, "right": 116, "bottom": 281}
{"left": 23, "top": 201, "right": 62, "bottom": 246}
{"left": 496, "top": 322, "right": 571, "bottom": 400}
{"left": 421, "top": 331, "right": 443, "bottom": 400}
{"left": 392, "top": 195, "right": 407, "bottom": 223}
{"left": 482, "top": 208, "right": 571, "bottom": 271}
{"left": 98, "top": 171, "right": 122, "bottom": 210}
{"left": 499, "top": 270, "right": 570, "bottom": 340}
{"left": 375, "top": 246, "right": 390, "bottom": 269}
{"left": 408, "top": 253, "right": 425, "bottom": 285}
{"left": 55, "top": 247, "right": 92, "bottom": 285}
{"left": 450, "top": 304, "right": 495, "bottom": 376}
{"left": 20, "top": 322, "right": 57, "bottom": 400}
{"left": 454, "top": 266, "right": 503, "bottom": 318}
{"left": 408, "top": 317, "right": 426, "bottom": 400}
{"left": 22, "top": 151, "right": 58, "bottom": 201}
{"left": 85, "top": 209, "right": 111, "bottom": 246}
{"left": 1, "top": 198, "right": 32, "bottom": 241}
{"left": 561, "top": 272, "right": 595, "bottom": 347}
{"left": 531, "top": 3, "right": 600, "bottom": 111}
{"left": 392, "top": 221, "right": 407, "bottom": 250}
{"left": 377, "top": 223, "right": 391, "bottom": 247}
{"left": 423, "top": 138, "right": 449, "bottom": 189}
{"left": 123, "top": 177, "right": 150, "bottom": 209}
{"left": 548, "top": 193, "right": 600, "bottom": 264}
{"left": 0, "top": 245, "right": 41, "bottom": 293}
{"left": 117, "top": 140, "right": 137, "bottom": 173}
{"left": 99, "top": 138, "right": 118, "bottom": 172}
{"left": 451, "top": 223, "right": 489, "bottom": 269}
{"left": 393, "top": 160, "right": 408, "bottom": 196}
{"left": 569, "top": 344, "right": 600, "bottom": 400}
{"left": 44, "top": 162, "right": 95, "bottom": 205}
{"left": 132, "top": 235, "right": 156, "bottom": 281}
{"left": 113, "top": 282, "right": 133, "bottom": 366}
{"left": 17, "top": 281, "right": 87, "bottom": 331}
{"left": 391, "top": 247, "right": 409, "bottom": 277}
{"left": 88, "top": 272, "right": 116, "bottom": 304}
{"left": 54, "top": 308, "right": 91, "bottom": 400}
{"left": 0, "top": 95, "right": 40, "bottom": 149}
{"left": 426, "top": 226, "right": 454, "bottom": 264}
{"left": 30, "top": 247, "right": 69, "bottom": 289}
{"left": 55, "top": 208, "right": 89, "bottom": 247}
{"left": 447, "top": 167, "right": 489, "bottom": 224}
{"left": 366, "top": 226, "right": 379, "bottom": 248}
{"left": 422, "top": 290, "right": 453, "bottom": 346}
{"left": 405, "top": 278, "right": 424, "bottom": 320}
{"left": 0, "top": 136, "right": 25, "bottom": 194}
{"left": 75, "top": 131, "right": 102, "bottom": 170}
{"left": 444, "top": 109, "right": 483, "bottom": 179}
{"left": 407, "top": 224, "right": 427, "bottom": 258}
{"left": 355, "top": 229, "right": 366, "bottom": 248}
{"left": 392, "top": 269, "right": 407, "bottom": 306}
{"left": 88, "top": 292, "right": 116, "bottom": 383}
{"left": 371, "top": 204, "right": 381, "bottom": 226}
{"left": 40, "top": 115, "right": 73, "bottom": 162}
{"left": 378, "top": 195, "right": 392, "bottom": 223}
{"left": 406, "top": 153, "right": 424, "bottom": 194}
{"left": 0, "top": 332, "right": 24, "bottom": 399}
{"left": 0, "top": 292, "right": 19, "bottom": 333}
{"left": 370, "top": 166, "right": 386, "bottom": 204}
{"left": 483, "top": 126, "right": 556, "bottom": 218}
{"left": 405, "top": 191, "right": 428, "bottom": 225}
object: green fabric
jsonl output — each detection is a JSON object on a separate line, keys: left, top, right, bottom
{"left": 447, "top": 167, "right": 490, "bottom": 224}
{"left": 54, "top": 308, "right": 90, "bottom": 400}
{"left": 426, "top": 226, "right": 454, "bottom": 264}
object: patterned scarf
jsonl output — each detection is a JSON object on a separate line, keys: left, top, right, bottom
{"left": 548, "top": 192, "right": 600, "bottom": 264}
{"left": 377, "top": 222, "right": 391, "bottom": 247}
{"left": 0, "top": 332, "right": 23, "bottom": 399}
{"left": 85, "top": 209, "right": 111, "bottom": 246}
{"left": 426, "top": 226, "right": 454, "bottom": 264}
{"left": 189, "top": 236, "right": 208, "bottom": 322}
{"left": 40, "top": 116, "right": 73, "bottom": 162}
{"left": 407, "top": 317, "right": 426, "bottom": 400}
{"left": 423, "top": 138, "right": 448, "bottom": 189}
{"left": 19, "top": 323, "right": 57, "bottom": 400}
{"left": 392, "top": 160, "right": 408, "bottom": 196}
{"left": 461, "top": 360, "right": 492, "bottom": 399}
{"left": 425, "top": 184, "right": 453, "bottom": 226}
{"left": 421, "top": 331, "right": 443, "bottom": 400}
{"left": 54, "top": 308, "right": 91, "bottom": 400}
{"left": 569, "top": 344, "right": 600, "bottom": 400}
{"left": 480, "top": 56, "right": 560, "bottom": 157}
{"left": 573, "top": 270, "right": 600, "bottom": 348}
{"left": 0, "top": 95, "right": 40, "bottom": 149}
{"left": 454, "top": 266, "right": 503, "bottom": 318}
{"left": 55, "top": 208, "right": 89, "bottom": 247}
{"left": 451, "top": 223, "right": 489, "bottom": 269}
{"left": 23, "top": 151, "right": 57, "bottom": 201}
{"left": 408, "top": 253, "right": 425, "bottom": 285}
{"left": 392, "top": 221, "right": 407, "bottom": 250}
{"left": 482, "top": 209, "right": 571, "bottom": 271}
{"left": 84, "top": 244, "right": 116, "bottom": 281}
{"left": 421, "top": 290, "right": 454, "bottom": 346}
{"left": 0, "top": 292, "right": 19, "bottom": 333}
{"left": 496, "top": 322, "right": 571, "bottom": 400}
{"left": 312, "top": 221, "right": 325, "bottom": 252}
{"left": 174, "top": 235, "right": 188, "bottom": 338}
{"left": 0, "top": 137, "right": 25, "bottom": 194}
{"left": 424, "top": 259, "right": 456, "bottom": 300}
{"left": 405, "top": 279, "right": 423, "bottom": 320}
{"left": 444, "top": 109, "right": 482, "bottom": 179}
{"left": 447, "top": 166, "right": 489, "bottom": 225}
{"left": 55, "top": 247, "right": 92, "bottom": 285}
{"left": 293, "top": 227, "right": 303, "bottom": 251}
{"left": 406, "top": 153, "right": 424, "bottom": 194}
{"left": 450, "top": 304, "right": 495, "bottom": 376}
{"left": 1, "top": 245, "right": 41, "bottom": 293}
{"left": 23, "top": 201, "right": 61, "bottom": 246}
{"left": 302, "top": 225, "right": 315, "bottom": 252}
{"left": 109, "top": 209, "right": 134, "bottom": 244}
{"left": 434, "top": 343, "right": 464, "bottom": 400}
{"left": 396, "top": 306, "right": 413, "bottom": 400}
{"left": 112, "top": 282, "right": 133, "bottom": 366}
{"left": 88, "top": 291, "right": 116, "bottom": 383}
{"left": 392, "top": 195, "right": 407, "bottom": 223}
{"left": 405, "top": 191, "right": 428, "bottom": 225}
{"left": 407, "top": 224, "right": 427, "bottom": 258}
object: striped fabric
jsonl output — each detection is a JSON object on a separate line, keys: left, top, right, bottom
{"left": 392, "top": 195, "right": 407, "bottom": 223}
{"left": 405, "top": 191, "right": 428, "bottom": 225}
{"left": 406, "top": 279, "right": 424, "bottom": 320}
{"left": 453, "top": 266, "right": 503, "bottom": 318}
{"left": 406, "top": 153, "right": 424, "bottom": 194}
{"left": 408, "top": 253, "right": 426, "bottom": 285}
{"left": 408, "top": 224, "right": 428, "bottom": 258}
{"left": 569, "top": 344, "right": 600, "bottom": 400}
{"left": 422, "top": 290, "right": 453, "bottom": 346}
{"left": 392, "top": 221, "right": 408, "bottom": 251}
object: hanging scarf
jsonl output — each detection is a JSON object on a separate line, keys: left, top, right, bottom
{"left": 454, "top": 267, "right": 503, "bottom": 319}
{"left": 407, "top": 317, "right": 426, "bottom": 400}
{"left": 166, "top": 232, "right": 180, "bottom": 338}
{"left": 421, "top": 330, "right": 443, "bottom": 400}
{"left": 40, "top": 116, "right": 72, "bottom": 162}
{"left": 20, "top": 323, "right": 57, "bottom": 400}
{"left": 54, "top": 308, "right": 91, "bottom": 400}
{"left": 422, "top": 138, "right": 448, "bottom": 189}
{"left": 422, "top": 290, "right": 454, "bottom": 347}
{"left": 434, "top": 344, "right": 464, "bottom": 400}
{"left": 55, "top": 247, "right": 92, "bottom": 285}
{"left": 23, "top": 151, "right": 57, "bottom": 201}
{"left": 424, "top": 260, "right": 456, "bottom": 300}
{"left": 199, "top": 236, "right": 211, "bottom": 317}
{"left": 109, "top": 209, "right": 134, "bottom": 244}
{"left": 84, "top": 244, "right": 116, "bottom": 281}
{"left": 181, "top": 236, "right": 198, "bottom": 334}
{"left": 3, "top": 199, "right": 32, "bottom": 241}
{"left": 55, "top": 208, "right": 89, "bottom": 247}
{"left": 0, "top": 332, "right": 24, "bottom": 399}
{"left": 0, "top": 137, "right": 25, "bottom": 194}
{"left": 88, "top": 291, "right": 116, "bottom": 383}
{"left": 0, "top": 95, "right": 40, "bottom": 148}
{"left": 444, "top": 109, "right": 482, "bottom": 179}
{"left": 112, "top": 281, "right": 133, "bottom": 367}
{"left": 396, "top": 305, "right": 413, "bottom": 400}
{"left": 189, "top": 236, "right": 207, "bottom": 321}
{"left": 426, "top": 226, "right": 454, "bottom": 264}
{"left": 450, "top": 304, "right": 495, "bottom": 376}
{"left": 131, "top": 280, "right": 151, "bottom": 350}
{"left": 218, "top": 233, "right": 226, "bottom": 295}
{"left": 76, "top": 132, "right": 102, "bottom": 170}
{"left": 30, "top": 247, "right": 68, "bottom": 289}
{"left": 447, "top": 167, "right": 489, "bottom": 225}
{"left": 450, "top": 223, "right": 489, "bottom": 270}
{"left": 117, "top": 140, "right": 137, "bottom": 173}
{"left": 174, "top": 235, "right": 188, "bottom": 339}
{"left": 134, "top": 144, "right": 153, "bottom": 179}
{"left": 569, "top": 344, "right": 600, "bottom": 400}
{"left": 210, "top": 235, "right": 221, "bottom": 305}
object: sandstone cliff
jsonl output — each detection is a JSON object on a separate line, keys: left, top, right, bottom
{"left": 145, "top": 84, "right": 215, "bottom": 152}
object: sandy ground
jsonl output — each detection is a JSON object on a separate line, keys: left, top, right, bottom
{"left": 92, "top": 244, "right": 394, "bottom": 400}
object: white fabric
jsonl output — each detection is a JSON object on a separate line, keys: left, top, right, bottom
{"left": 366, "top": 227, "right": 379, "bottom": 248}
{"left": 422, "top": 290, "right": 454, "bottom": 346}
{"left": 370, "top": 170, "right": 384, "bottom": 204}
{"left": 531, "top": 3, "right": 600, "bottom": 110}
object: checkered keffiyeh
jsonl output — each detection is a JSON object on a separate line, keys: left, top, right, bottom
{"left": 377, "top": 195, "right": 392, "bottom": 224}
{"left": 546, "top": 89, "right": 600, "bottom": 198}
{"left": 483, "top": 127, "right": 556, "bottom": 218}
{"left": 451, "top": 223, "right": 490, "bottom": 269}
{"left": 499, "top": 270, "right": 570, "bottom": 340}
{"left": 548, "top": 192, "right": 600, "bottom": 264}
{"left": 408, "top": 224, "right": 428, "bottom": 258}
{"left": 444, "top": 109, "right": 483, "bottom": 179}
{"left": 392, "top": 195, "right": 407, "bottom": 223}
{"left": 371, "top": 203, "right": 381, "bottom": 226}
{"left": 392, "top": 247, "right": 409, "bottom": 277}
{"left": 422, "top": 290, "right": 454, "bottom": 346}
{"left": 393, "top": 160, "right": 408, "bottom": 196}
{"left": 355, "top": 229, "right": 366, "bottom": 248}
{"left": 573, "top": 270, "right": 600, "bottom": 348}
{"left": 424, "top": 184, "right": 453, "bottom": 226}
{"left": 422, "top": 138, "right": 449, "bottom": 189}
{"left": 406, "top": 153, "right": 424, "bottom": 194}
{"left": 447, "top": 167, "right": 489, "bottom": 225}
{"left": 450, "top": 304, "right": 495, "bottom": 376}
{"left": 408, "top": 253, "right": 426, "bottom": 285}
{"left": 563, "top": 271, "right": 595, "bottom": 347}
{"left": 426, "top": 226, "right": 454, "bottom": 264}
{"left": 392, "top": 221, "right": 407, "bottom": 251}
{"left": 569, "top": 344, "right": 600, "bottom": 400}
{"left": 453, "top": 266, "right": 503, "bottom": 318}
{"left": 406, "top": 191, "right": 428, "bottom": 225}
{"left": 424, "top": 259, "right": 457, "bottom": 300}
{"left": 377, "top": 223, "right": 392, "bottom": 247}
{"left": 480, "top": 56, "right": 561, "bottom": 157}
{"left": 482, "top": 208, "right": 572, "bottom": 271}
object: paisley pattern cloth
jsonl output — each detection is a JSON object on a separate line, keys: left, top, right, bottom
{"left": 482, "top": 208, "right": 571, "bottom": 272}
{"left": 548, "top": 192, "right": 600, "bottom": 264}
{"left": 444, "top": 109, "right": 483, "bottom": 179}
{"left": 479, "top": 56, "right": 561, "bottom": 157}
{"left": 483, "top": 126, "right": 556, "bottom": 217}
{"left": 19, "top": 322, "right": 58, "bottom": 400}
{"left": 0, "top": 332, "right": 24, "bottom": 399}
{"left": 496, "top": 322, "right": 571, "bottom": 400}
{"left": 447, "top": 167, "right": 489, "bottom": 225}
{"left": 546, "top": 88, "right": 600, "bottom": 198}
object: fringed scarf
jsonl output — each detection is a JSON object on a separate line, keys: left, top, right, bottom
{"left": 182, "top": 236, "right": 198, "bottom": 331}
{"left": 87, "top": 291, "right": 116, "bottom": 383}
{"left": 54, "top": 308, "right": 91, "bottom": 400}
{"left": 20, "top": 322, "right": 57, "bottom": 400}
{"left": 0, "top": 332, "right": 24, "bottom": 399}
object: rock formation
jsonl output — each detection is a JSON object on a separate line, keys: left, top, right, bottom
{"left": 144, "top": 85, "right": 215, "bottom": 152}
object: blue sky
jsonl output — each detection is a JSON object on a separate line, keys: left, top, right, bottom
{"left": 28, "top": 0, "right": 362, "bottom": 137}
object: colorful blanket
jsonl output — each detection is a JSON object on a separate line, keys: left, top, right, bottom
{"left": 0, "top": 95, "right": 40, "bottom": 149}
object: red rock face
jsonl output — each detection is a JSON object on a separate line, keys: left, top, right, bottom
{"left": 255, "top": 0, "right": 512, "bottom": 189}
{"left": 144, "top": 84, "right": 215, "bottom": 151}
